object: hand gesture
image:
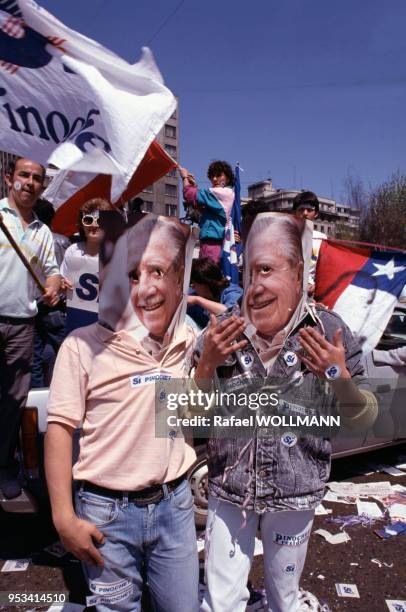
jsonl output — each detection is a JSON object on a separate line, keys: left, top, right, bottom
{"left": 298, "top": 327, "right": 350, "bottom": 380}
{"left": 178, "top": 166, "right": 189, "bottom": 179}
{"left": 43, "top": 286, "right": 59, "bottom": 307}
{"left": 200, "top": 314, "right": 247, "bottom": 371}
{"left": 61, "top": 277, "right": 73, "bottom": 291}
{"left": 58, "top": 515, "right": 105, "bottom": 567}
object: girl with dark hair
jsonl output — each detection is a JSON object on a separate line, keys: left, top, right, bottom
{"left": 179, "top": 161, "right": 235, "bottom": 264}
{"left": 187, "top": 257, "right": 243, "bottom": 327}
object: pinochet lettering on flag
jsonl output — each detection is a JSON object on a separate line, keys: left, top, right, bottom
{"left": 0, "top": 0, "right": 176, "bottom": 203}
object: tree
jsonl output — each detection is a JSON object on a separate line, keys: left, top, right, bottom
{"left": 360, "top": 173, "right": 406, "bottom": 249}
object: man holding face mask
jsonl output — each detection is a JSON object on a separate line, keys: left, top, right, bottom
{"left": 0, "top": 157, "right": 60, "bottom": 499}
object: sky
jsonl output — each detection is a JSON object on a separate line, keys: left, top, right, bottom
{"left": 39, "top": 0, "right": 406, "bottom": 202}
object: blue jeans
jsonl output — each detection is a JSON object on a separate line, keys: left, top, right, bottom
{"left": 75, "top": 479, "right": 199, "bottom": 612}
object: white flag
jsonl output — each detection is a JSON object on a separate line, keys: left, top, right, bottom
{"left": 0, "top": 0, "right": 176, "bottom": 200}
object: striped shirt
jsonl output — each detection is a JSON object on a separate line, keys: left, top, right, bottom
{"left": 0, "top": 197, "right": 59, "bottom": 317}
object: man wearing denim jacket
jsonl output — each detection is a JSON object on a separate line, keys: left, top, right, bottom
{"left": 195, "top": 213, "right": 378, "bottom": 612}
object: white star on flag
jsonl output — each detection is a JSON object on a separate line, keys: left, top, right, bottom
{"left": 371, "top": 258, "right": 406, "bottom": 280}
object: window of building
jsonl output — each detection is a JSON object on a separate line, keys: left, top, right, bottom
{"left": 165, "top": 183, "right": 177, "bottom": 197}
{"left": 165, "top": 124, "right": 176, "bottom": 139}
{"left": 327, "top": 226, "right": 331, "bottom": 235}
{"left": 171, "top": 109, "right": 177, "bottom": 120}
{"left": 166, "top": 204, "right": 177, "bottom": 217}
{"left": 143, "top": 201, "right": 153, "bottom": 213}
{"left": 167, "top": 168, "right": 177, "bottom": 177}
{"left": 143, "top": 185, "right": 153, "bottom": 193}
{"left": 164, "top": 144, "right": 177, "bottom": 158}
{"left": 320, "top": 225, "right": 325, "bottom": 233}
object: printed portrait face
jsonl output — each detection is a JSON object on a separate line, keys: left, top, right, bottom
{"left": 128, "top": 219, "right": 186, "bottom": 338}
{"left": 245, "top": 215, "right": 304, "bottom": 337}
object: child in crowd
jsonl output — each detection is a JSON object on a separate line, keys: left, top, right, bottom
{"left": 180, "top": 160, "right": 235, "bottom": 263}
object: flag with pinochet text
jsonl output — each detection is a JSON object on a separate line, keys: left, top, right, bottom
{"left": 315, "top": 240, "right": 406, "bottom": 353}
{"left": 0, "top": 0, "right": 175, "bottom": 201}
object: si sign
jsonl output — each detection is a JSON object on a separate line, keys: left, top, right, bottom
{"left": 66, "top": 260, "right": 99, "bottom": 333}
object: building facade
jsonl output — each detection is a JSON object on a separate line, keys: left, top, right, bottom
{"left": 0, "top": 150, "right": 17, "bottom": 199}
{"left": 247, "top": 178, "right": 360, "bottom": 237}
{"left": 133, "top": 104, "right": 179, "bottom": 217}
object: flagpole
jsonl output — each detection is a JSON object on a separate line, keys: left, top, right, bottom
{"left": 0, "top": 213, "right": 46, "bottom": 294}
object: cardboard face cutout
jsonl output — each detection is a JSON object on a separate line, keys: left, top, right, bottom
{"left": 98, "top": 213, "right": 197, "bottom": 340}
{"left": 242, "top": 212, "right": 312, "bottom": 339}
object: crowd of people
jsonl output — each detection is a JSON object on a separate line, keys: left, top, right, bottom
{"left": 0, "top": 156, "right": 379, "bottom": 611}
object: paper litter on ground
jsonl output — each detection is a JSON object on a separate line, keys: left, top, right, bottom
{"left": 327, "top": 481, "right": 393, "bottom": 498}
{"left": 314, "top": 529, "right": 351, "bottom": 544}
{"left": 388, "top": 503, "right": 406, "bottom": 522}
{"left": 378, "top": 465, "right": 406, "bottom": 477}
{"left": 315, "top": 503, "right": 332, "bottom": 515}
{"left": 327, "top": 513, "right": 380, "bottom": 529}
{"left": 356, "top": 500, "right": 383, "bottom": 518}
{"left": 386, "top": 600, "right": 406, "bottom": 612}
{"left": 335, "top": 583, "right": 360, "bottom": 598}
{"left": 374, "top": 521, "right": 406, "bottom": 539}
{"left": 371, "top": 558, "right": 393, "bottom": 568}
{"left": 378, "top": 490, "right": 406, "bottom": 508}
{"left": 323, "top": 490, "right": 357, "bottom": 505}
{"left": 196, "top": 532, "right": 205, "bottom": 552}
{"left": 1, "top": 559, "right": 30, "bottom": 572}
{"left": 254, "top": 537, "right": 263, "bottom": 556}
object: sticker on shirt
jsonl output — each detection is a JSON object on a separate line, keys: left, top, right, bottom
{"left": 238, "top": 350, "right": 255, "bottom": 369}
{"left": 281, "top": 432, "right": 297, "bottom": 447}
{"left": 283, "top": 562, "right": 297, "bottom": 574}
{"left": 278, "top": 400, "right": 315, "bottom": 418}
{"left": 130, "top": 371, "right": 172, "bottom": 388}
{"left": 283, "top": 351, "right": 298, "bottom": 367}
{"left": 273, "top": 528, "right": 310, "bottom": 547}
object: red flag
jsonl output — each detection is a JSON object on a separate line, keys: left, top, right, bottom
{"left": 51, "top": 141, "right": 176, "bottom": 236}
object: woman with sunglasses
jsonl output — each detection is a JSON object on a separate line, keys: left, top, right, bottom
{"left": 60, "top": 198, "right": 112, "bottom": 333}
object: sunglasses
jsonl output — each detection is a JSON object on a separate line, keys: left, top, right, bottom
{"left": 81, "top": 213, "right": 100, "bottom": 227}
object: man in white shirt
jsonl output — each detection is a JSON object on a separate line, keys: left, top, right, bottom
{"left": 292, "top": 190, "right": 327, "bottom": 292}
{"left": 0, "top": 157, "right": 60, "bottom": 499}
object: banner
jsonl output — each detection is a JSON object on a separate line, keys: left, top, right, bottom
{"left": 0, "top": 0, "right": 176, "bottom": 200}
{"left": 315, "top": 240, "right": 406, "bottom": 352}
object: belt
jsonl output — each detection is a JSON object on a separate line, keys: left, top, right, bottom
{"left": 0, "top": 315, "right": 35, "bottom": 324}
{"left": 80, "top": 474, "right": 187, "bottom": 506}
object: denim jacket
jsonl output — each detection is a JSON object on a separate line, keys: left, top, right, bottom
{"left": 206, "top": 306, "right": 370, "bottom": 513}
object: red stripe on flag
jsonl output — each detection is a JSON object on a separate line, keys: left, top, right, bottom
{"left": 52, "top": 141, "right": 176, "bottom": 235}
{"left": 314, "top": 240, "right": 370, "bottom": 308}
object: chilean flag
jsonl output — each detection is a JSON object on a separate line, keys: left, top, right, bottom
{"left": 315, "top": 240, "right": 406, "bottom": 352}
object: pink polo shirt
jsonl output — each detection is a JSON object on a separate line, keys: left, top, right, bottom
{"left": 47, "top": 322, "right": 197, "bottom": 490}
